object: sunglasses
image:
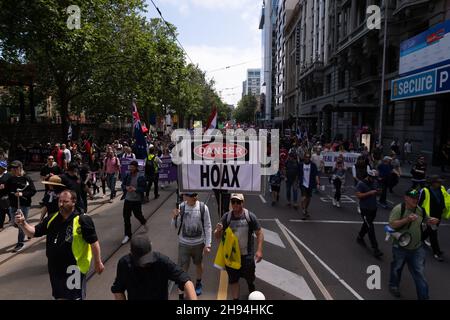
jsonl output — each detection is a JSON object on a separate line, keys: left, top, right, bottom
{"left": 231, "top": 199, "right": 242, "bottom": 205}
{"left": 48, "top": 158, "right": 54, "bottom": 160}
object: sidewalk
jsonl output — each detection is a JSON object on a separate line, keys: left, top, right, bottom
{"left": 399, "top": 163, "right": 450, "bottom": 179}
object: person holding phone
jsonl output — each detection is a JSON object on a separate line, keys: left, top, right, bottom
{"left": 6, "top": 160, "right": 36, "bottom": 252}
{"left": 15, "top": 190, "right": 104, "bottom": 300}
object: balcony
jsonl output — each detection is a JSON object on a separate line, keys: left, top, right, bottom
{"left": 299, "top": 60, "right": 324, "bottom": 82}
{"left": 393, "top": 0, "right": 431, "bottom": 16}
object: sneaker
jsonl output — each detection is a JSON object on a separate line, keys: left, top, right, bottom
{"left": 121, "top": 236, "right": 130, "bottom": 245}
{"left": 336, "top": 201, "right": 341, "bottom": 208}
{"left": 357, "top": 206, "right": 361, "bottom": 214}
{"left": 373, "top": 249, "right": 383, "bottom": 258}
{"left": 332, "top": 199, "right": 336, "bottom": 206}
{"left": 389, "top": 286, "right": 401, "bottom": 298}
{"left": 356, "top": 236, "right": 367, "bottom": 247}
{"left": 434, "top": 254, "right": 444, "bottom": 262}
{"left": 155, "top": 194, "right": 160, "bottom": 199}
{"left": 424, "top": 239, "right": 431, "bottom": 247}
{"left": 195, "top": 282, "right": 203, "bottom": 296}
{"left": 12, "top": 243, "right": 25, "bottom": 253}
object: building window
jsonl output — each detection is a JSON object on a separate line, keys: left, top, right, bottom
{"left": 410, "top": 100, "right": 424, "bottom": 126}
{"left": 385, "top": 101, "right": 395, "bottom": 126}
{"left": 338, "top": 70, "right": 346, "bottom": 89}
{"left": 326, "top": 74, "right": 331, "bottom": 94}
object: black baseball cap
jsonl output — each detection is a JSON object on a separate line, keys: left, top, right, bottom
{"left": 130, "top": 236, "right": 156, "bottom": 267}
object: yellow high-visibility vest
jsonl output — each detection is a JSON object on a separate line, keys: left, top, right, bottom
{"left": 147, "top": 154, "right": 159, "bottom": 173}
{"left": 421, "top": 186, "right": 450, "bottom": 220}
{"left": 47, "top": 212, "right": 93, "bottom": 274}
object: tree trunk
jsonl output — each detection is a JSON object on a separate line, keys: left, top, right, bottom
{"left": 59, "top": 92, "right": 69, "bottom": 142}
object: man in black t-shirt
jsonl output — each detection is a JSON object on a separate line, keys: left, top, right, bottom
{"left": 15, "top": 190, "right": 104, "bottom": 300}
{"left": 111, "top": 235, "right": 197, "bottom": 300}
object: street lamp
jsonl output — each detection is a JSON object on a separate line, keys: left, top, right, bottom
{"left": 378, "top": 0, "right": 389, "bottom": 145}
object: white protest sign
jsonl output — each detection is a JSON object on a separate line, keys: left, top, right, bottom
{"left": 321, "top": 152, "right": 361, "bottom": 167}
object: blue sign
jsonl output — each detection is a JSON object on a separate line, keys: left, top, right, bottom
{"left": 391, "top": 64, "right": 450, "bottom": 101}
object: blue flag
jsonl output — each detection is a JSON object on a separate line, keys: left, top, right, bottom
{"left": 131, "top": 100, "right": 148, "bottom": 159}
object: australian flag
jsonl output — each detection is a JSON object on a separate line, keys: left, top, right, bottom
{"left": 132, "top": 100, "right": 148, "bottom": 159}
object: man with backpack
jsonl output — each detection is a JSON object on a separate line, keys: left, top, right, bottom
{"left": 145, "top": 145, "right": 162, "bottom": 203}
{"left": 214, "top": 193, "right": 264, "bottom": 300}
{"left": 120, "top": 160, "right": 147, "bottom": 245}
{"left": 172, "top": 192, "right": 212, "bottom": 299}
{"left": 388, "top": 189, "right": 435, "bottom": 300}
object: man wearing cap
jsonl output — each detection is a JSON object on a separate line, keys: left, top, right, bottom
{"left": 388, "top": 189, "right": 434, "bottom": 299}
{"left": 214, "top": 193, "right": 264, "bottom": 300}
{"left": 356, "top": 170, "right": 383, "bottom": 257}
{"left": 5, "top": 160, "right": 36, "bottom": 252}
{"left": 120, "top": 160, "right": 147, "bottom": 245}
{"left": 16, "top": 190, "right": 104, "bottom": 299}
{"left": 0, "top": 161, "right": 11, "bottom": 230}
{"left": 418, "top": 175, "right": 450, "bottom": 261}
{"left": 111, "top": 235, "right": 197, "bottom": 300}
{"left": 172, "top": 192, "right": 212, "bottom": 298}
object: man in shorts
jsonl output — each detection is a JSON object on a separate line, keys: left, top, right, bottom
{"left": 172, "top": 192, "right": 212, "bottom": 299}
{"left": 214, "top": 193, "right": 264, "bottom": 300}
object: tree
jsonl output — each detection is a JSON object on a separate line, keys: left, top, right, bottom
{"left": 233, "top": 95, "right": 257, "bottom": 124}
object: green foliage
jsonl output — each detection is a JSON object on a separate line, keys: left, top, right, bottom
{"left": 0, "top": 0, "right": 226, "bottom": 135}
{"left": 233, "top": 95, "right": 257, "bottom": 123}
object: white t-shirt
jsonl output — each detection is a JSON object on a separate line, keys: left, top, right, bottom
{"left": 63, "top": 149, "right": 71, "bottom": 164}
{"left": 303, "top": 164, "right": 311, "bottom": 188}
{"left": 404, "top": 142, "right": 412, "bottom": 153}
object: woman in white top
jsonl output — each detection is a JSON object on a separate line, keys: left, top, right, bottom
{"left": 121, "top": 146, "right": 136, "bottom": 159}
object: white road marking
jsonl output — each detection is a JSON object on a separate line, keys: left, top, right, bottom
{"left": 259, "top": 194, "right": 267, "bottom": 204}
{"left": 258, "top": 218, "right": 277, "bottom": 221}
{"left": 275, "top": 219, "right": 333, "bottom": 300}
{"left": 261, "top": 227, "right": 285, "bottom": 248}
{"left": 256, "top": 260, "right": 316, "bottom": 300}
{"left": 289, "top": 219, "right": 450, "bottom": 227}
{"left": 320, "top": 195, "right": 356, "bottom": 203}
{"left": 282, "top": 223, "right": 365, "bottom": 300}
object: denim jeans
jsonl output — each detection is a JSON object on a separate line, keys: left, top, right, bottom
{"left": 389, "top": 245, "right": 429, "bottom": 300}
{"left": 9, "top": 206, "right": 30, "bottom": 245}
{"left": 285, "top": 180, "right": 298, "bottom": 203}
{"left": 106, "top": 173, "right": 117, "bottom": 199}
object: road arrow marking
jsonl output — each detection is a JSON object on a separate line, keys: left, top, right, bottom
{"left": 256, "top": 260, "right": 316, "bottom": 300}
{"left": 261, "top": 227, "right": 285, "bottom": 248}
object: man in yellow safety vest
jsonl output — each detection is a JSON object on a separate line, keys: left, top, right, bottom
{"left": 15, "top": 189, "right": 104, "bottom": 299}
{"left": 418, "top": 175, "right": 450, "bottom": 261}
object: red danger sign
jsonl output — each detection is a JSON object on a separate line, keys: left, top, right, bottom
{"left": 193, "top": 143, "right": 247, "bottom": 160}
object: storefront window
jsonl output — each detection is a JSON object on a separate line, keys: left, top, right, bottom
{"left": 410, "top": 100, "right": 424, "bottom": 126}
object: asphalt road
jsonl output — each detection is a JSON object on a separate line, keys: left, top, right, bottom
{"left": 1, "top": 171, "right": 449, "bottom": 300}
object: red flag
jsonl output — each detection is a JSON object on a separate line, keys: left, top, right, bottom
{"left": 205, "top": 107, "right": 217, "bottom": 131}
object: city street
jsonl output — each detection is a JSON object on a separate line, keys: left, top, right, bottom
{"left": 1, "top": 172, "right": 450, "bottom": 300}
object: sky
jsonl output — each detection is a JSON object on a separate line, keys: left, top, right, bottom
{"left": 144, "top": 0, "right": 263, "bottom": 107}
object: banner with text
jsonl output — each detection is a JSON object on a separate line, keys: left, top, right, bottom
{"left": 321, "top": 152, "right": 361, "bottom": 167}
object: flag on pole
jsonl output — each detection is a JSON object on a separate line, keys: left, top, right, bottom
{"left": 67, "top": 124, "right": 72, "bottom": 141}
{"left": 205, "top": 107, "right": 218, "bottom": 131}
{"left": 131, "top": 100, "right": 148, "bottom": 159}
